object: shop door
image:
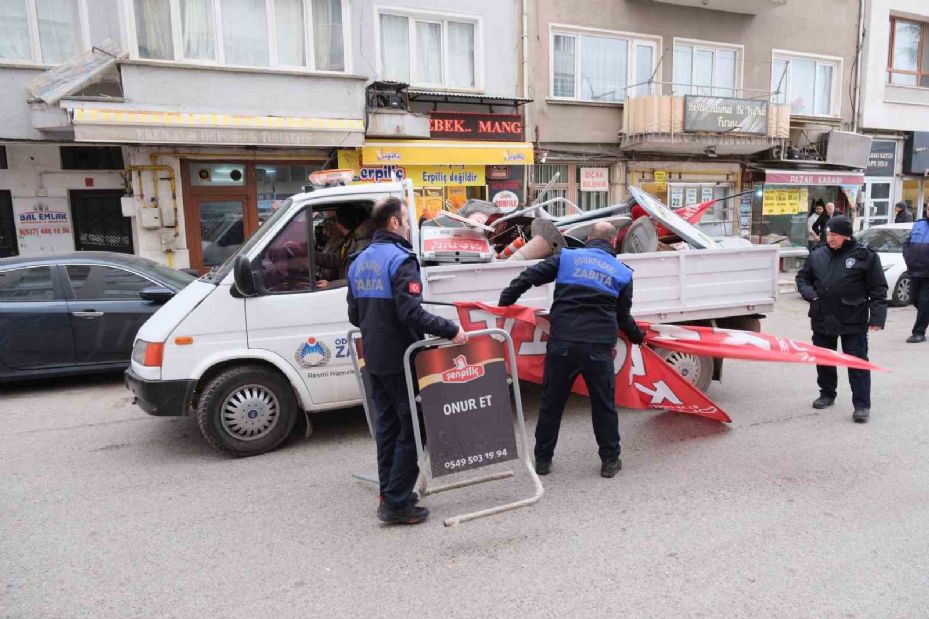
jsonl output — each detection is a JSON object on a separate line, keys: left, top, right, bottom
{"left": 863, "top": 179, "right": 892, "bottom": 228}
{"left": 190, "top": 198, "right": 258, "bottom": 272}
{"left": 0, "top": 190, "right": 17, "bottom": 258}
{"left": 70, "top": 190, "right": 134, "bottom": 254}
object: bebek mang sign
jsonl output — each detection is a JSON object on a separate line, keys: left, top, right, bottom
{"left": 455, "top": 302, "right": 882, "bottom": 423}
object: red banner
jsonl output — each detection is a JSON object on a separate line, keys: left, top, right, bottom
{"left": 631, "top": 199, "right": 715, "bottom": 238}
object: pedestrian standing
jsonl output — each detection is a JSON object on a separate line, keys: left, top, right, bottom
{"left": 347, "top": 197, "right": 468, "bottom": 525}
{"left": 497, "top": 222, "right": 646, "bottom": 477}
{"left": 895, "top": 201, "right": 914, "bottom": 224}
{"left": 807, "top": 203, "right": 824, "bottom": 252}
{"left": 796, "top": 215, "right": 888, "bottom": 423}
{"left": 816, "top": 202, "right": 836, "bottom": 245}
{"left": 903, "top": 209, "right": 929, "bottom": 343}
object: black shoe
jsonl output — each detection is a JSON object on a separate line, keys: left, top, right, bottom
{"left": 812, "top": 396, "right": 835, "bottom": 409}
{"left": 377, "top": 502, "right": 429, "bottom": 525}
{"left": 906, "top": 334, "right": 927, "bottom": 343}
{"left": 853, "top": 408, "right": 870, "bottom": 423}
{"left": 534, "top": 459, "right": 551, "bottom": 476}
{"left": 600, "top": 458, "right": 622, "bottom": 478}
{"left": 379, "top": 492, "right": 419, "bottom": 506}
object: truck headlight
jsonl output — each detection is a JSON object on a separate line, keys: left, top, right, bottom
{"left": 132, "top": 340, "right": 164, "bottom": 367}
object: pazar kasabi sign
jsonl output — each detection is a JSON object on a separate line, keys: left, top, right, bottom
{"left": 414, "top": 337, "right": 518, "bottom": 477}
{"left": 429, "top": 112, "right": 524, "bottom": 141}
{"left": 455, "top": 302, "right": 882, "bottom": 423}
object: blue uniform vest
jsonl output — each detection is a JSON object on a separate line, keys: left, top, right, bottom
{"left": 911, "top": 219, "right": 929, "bottom": 245}
{"left": 555, "top": 248, "right": 632, "bottom": 298}
{"left": 348, "top": 241, "right": 411, "bottom": 299}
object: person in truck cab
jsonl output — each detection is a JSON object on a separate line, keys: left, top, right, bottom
{"left": 316, "top": 207, "right": 374, "bottom": 289}
{"left": 347, "top": 196, "right": 468, "bottom": 525}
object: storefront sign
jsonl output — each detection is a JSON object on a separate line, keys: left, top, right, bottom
{"left": 429, "top": 112, "right": 524, "bottom": 141}
{"left": 362, "top": 140, "right": 534, "bottom": 166}
{"left": 487, "top": 165, "right": 510, "bottom": 180}
{"left": 338, "top": 150, "right": 485, "bottom": 186}
{"left": 13, "top": 198, "right": 74, "bottom": 255}
{"left": 764, "top": 170, "right": 865, "bottom": 186}
{"left": 866, "top": 139, "right": 896, "bottom": 177}
{"left": 580, "top": 168, "right": 609, "bottom": 192}
{"left": 683, "top": 96, "right": 768, "bottom": 135}
{"left": 492, "top": 191, "right": 520, "bottom": 212}
{"left": 762, "top": 188, "right": 807, "bottom": 216}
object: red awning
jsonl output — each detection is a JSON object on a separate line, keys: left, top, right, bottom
{"left": 762, "top": 169, "right": 865, "bottom": 186}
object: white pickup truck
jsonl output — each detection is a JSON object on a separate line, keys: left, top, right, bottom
{"left": 125, "top": 179, "right": 779, "bottom": 456}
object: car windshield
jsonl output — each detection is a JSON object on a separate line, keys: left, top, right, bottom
{"left": 856, "top": 227, "right": 909, "bottom": 253}
{"left": 202, "top": 198, "right": 295, "bottom": 284}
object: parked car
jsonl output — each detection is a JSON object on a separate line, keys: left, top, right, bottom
{"left": 0, "top": 252, "right": 195, "bottom": 381}
{"left": 855, "top": 223, "right": 914, "bottom": 306}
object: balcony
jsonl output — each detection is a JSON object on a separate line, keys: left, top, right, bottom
{"left": 620, "top": 94, "right": 790, "bottom": 156}
{"left": 647, "top": 0, "right": 787, "bottom": 14}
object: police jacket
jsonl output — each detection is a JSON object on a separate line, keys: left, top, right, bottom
{"left": 903, "top": 216, "right": 929, "bottom": 277}
{"left": 498, "top": 239, "right": 645, "bottom": 345}
{"left": 347, "top": 230, "right": 458, "bottom": 374}
{"left": 796, "top": 238, "right": 888, "bottom": 335}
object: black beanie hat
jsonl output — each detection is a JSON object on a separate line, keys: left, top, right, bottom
{"left": 826, "top": 215, "right": 853, "bottom": 237}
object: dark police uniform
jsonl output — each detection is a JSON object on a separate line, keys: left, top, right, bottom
{"left": 498, "top": 239, "right": 645, "bottom": 465}
{"left": 347, "top": 229, "right": 458, "bottom": 509}
{"left": 796, "top": 238, "right": 887, "bottom": 410}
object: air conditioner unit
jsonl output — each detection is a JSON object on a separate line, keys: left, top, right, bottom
{"left": 366, "top": 81, "right": 409, "bottom": 111}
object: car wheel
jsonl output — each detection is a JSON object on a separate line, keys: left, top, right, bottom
{"left": 196, "top": 365, "right": 298, "bottom": 457}
{"left": 654, "top": 348, "right": 714, "bottom": 393}
{"left": 892, "top": 275, "right": 912, "bottom": 307}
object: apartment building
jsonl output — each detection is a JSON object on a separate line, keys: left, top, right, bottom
{"left": 859, "top": 0, "right": 929, "bottom": 226}
{"left": 522, "top": 0, "right": 868, "bottom": 246}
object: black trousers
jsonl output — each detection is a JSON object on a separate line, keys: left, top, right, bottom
{"left": 812, "top": 332, "right": 871, "bottom": 409}
{"left": 911, "top": 276, "right": 929, "bottom": 336}
{"left": 535, "top": 339, "right": 619, "bottom": 463}
{"left": 369, "top": 372, "right": 419, "bottom": 509}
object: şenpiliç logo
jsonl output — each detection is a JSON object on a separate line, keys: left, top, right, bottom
{"left": 295, "top": 337, "right": 332, "bottom": 368}
{"left": 441, "top": 354, "right": 484, "bottom": 384}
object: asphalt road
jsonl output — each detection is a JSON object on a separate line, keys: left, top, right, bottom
{"left": 3, "top": 293, "right": 928, "bottom": 618}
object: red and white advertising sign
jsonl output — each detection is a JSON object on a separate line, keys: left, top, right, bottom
{"left": 423, "top": 237, "right": 490, "bottom": 253}
{"left": 580, "top": 167, "right": 609, "bottom": 192}
{"left": 491, "top": 190, "right": 519, "bottom": 213}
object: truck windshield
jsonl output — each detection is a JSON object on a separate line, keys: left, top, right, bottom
{"left": 201, "top": 198, "right": 294, "bottom": 284}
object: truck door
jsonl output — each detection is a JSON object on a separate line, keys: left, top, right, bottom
{"left": 244, "top": 192, "right": 399, "bottom": 406}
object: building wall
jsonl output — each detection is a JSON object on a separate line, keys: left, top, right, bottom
{"left": 860, "top": 0, "right": 929, "bottom": 131}
{"left": 526, "top": 0, "right": 860, "bottom": 145}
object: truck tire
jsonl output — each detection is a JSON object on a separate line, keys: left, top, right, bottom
{"left": 654, "top": 348, "right": 714, "bottom": 393}
{"left": 196, "top": 365, "right": 298, "bottom": 457}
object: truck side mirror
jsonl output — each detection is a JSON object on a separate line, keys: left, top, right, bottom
{"left": 233, "top": 254, "right": 259, "bottom": 297}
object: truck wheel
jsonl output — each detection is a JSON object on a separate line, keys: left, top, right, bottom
{"left": 655, "top": 348, "right": 714, "bottom": 393}
{"left": 196, "top": 365, "right": 298, "bottom": 457}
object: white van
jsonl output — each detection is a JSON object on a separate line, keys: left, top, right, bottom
{"left": 125, "top": 179, "right": 779, "bottom": 456}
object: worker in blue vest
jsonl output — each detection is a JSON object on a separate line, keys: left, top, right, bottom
{"left": 347, "top": 197, "right": 467, "bottom": 525}
{"left": 498, "top": 222, "right": 646, "bottom": 478}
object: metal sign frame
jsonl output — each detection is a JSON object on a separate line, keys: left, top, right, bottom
{"left": 402, "top": 328, "right": 544, "bottom": 527}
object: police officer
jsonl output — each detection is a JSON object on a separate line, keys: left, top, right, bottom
{"left": 498, "top": 222, "right": 646, "bottom": 478}
{"left": 796, "top": 215, "right": 887, "bottom": 423}
{"left": 347, "top": 197, "right": 467, "bottom": 525}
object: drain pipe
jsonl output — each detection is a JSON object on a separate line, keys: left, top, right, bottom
{"left": 521, "top": 0, "right": 531, "bottom": 199}
{"left": 852, "top": 0, "right": 866, "bottom": 132}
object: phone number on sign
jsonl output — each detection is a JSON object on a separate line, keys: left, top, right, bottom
{"left": 443, "top": 449, "right": 509, "bottom": 471}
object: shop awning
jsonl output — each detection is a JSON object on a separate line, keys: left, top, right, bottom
{"left": 361, "top": 140, "right": 534, "bottom": 166}
{"left": 761, "top": 169, "right": 865, "bottom": 186}
{"left": 71, "top": 108, "right": 365, "bottom": 147}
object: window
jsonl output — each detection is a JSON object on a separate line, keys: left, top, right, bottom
{"left": 771, "top": 52, "right": 839, "bottom": 117}
{"left": 130, "top": 0, "right": 346, "bottom": 71}
{"left": 550, "top": 27, "right": 658, "bottom": 103}
{"left": 888, "top": 16, "right": 929, "bottom": 88}
{"left": 673, "top": 40, "right": 741, "bottom": 97}
{"left": 66, "top": 266, "right": 154, "bottom": 300}
{"left": 0, "top": 0, "right": 88, "bottom": 65}
{"left": 857, "top": 228, "right": 907, "bottom": 253}
{"left": 60, "top": 146, "right": 124, "bottom": 170}
{"left": 0, "top": 267, "right": 56, "bottom": 302}
{"left": 530, "top": 163, "right": 610, "bottom": 217}
{"left": 260, "top": 209, "right": 311, "bottom": 293}
{"left": 379, "top": 11, "right": 478, "bottom": 89}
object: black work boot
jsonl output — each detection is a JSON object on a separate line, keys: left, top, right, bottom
{"left": 379, "top": 492, "right": 419, "bottom": 506}
{"left": 853, "top": 408, "right": 870, "bottom": 423}
{"left": 534, "top": 459, "right": 551, "bottom": 476}
{"left": 600, "top": 458, "right": 622, "bottom": 478}
{"left": 377, "top": 502, "right": 429, "bottom": 525}
{"left": 812, "top": 396, "right": 835, "bottom": 409}
{"left": 906, "top": 334, "right": 926, "bottom": 343}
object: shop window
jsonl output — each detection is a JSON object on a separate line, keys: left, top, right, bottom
{"left": 60, "top": 146, "right": 124, "bottom": 170}
{"left": 379, "top": 11, "right": 477, "bottom": 89}
{"left": 0, "top": 0, "right": 87, "bottom": 65}
{"left": 551, "top": 27, "right": 658, "bottom": 102}
{"left": 577, "top": 166, "right": 609, "bottom": 211}
{"left": 256, "top": 163, "right": 322, "bottom": 223}
{"left": 888, "top": 16, "right": 929, "bottom": 88}
{"left": 131, "top": 0, "right": 346, "bottom": 71}
{"left": 673, "top": 39, "right": 741, "bottom": 98}
{"left": 771, "top": 52, "right": 839, "bottom": 117}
